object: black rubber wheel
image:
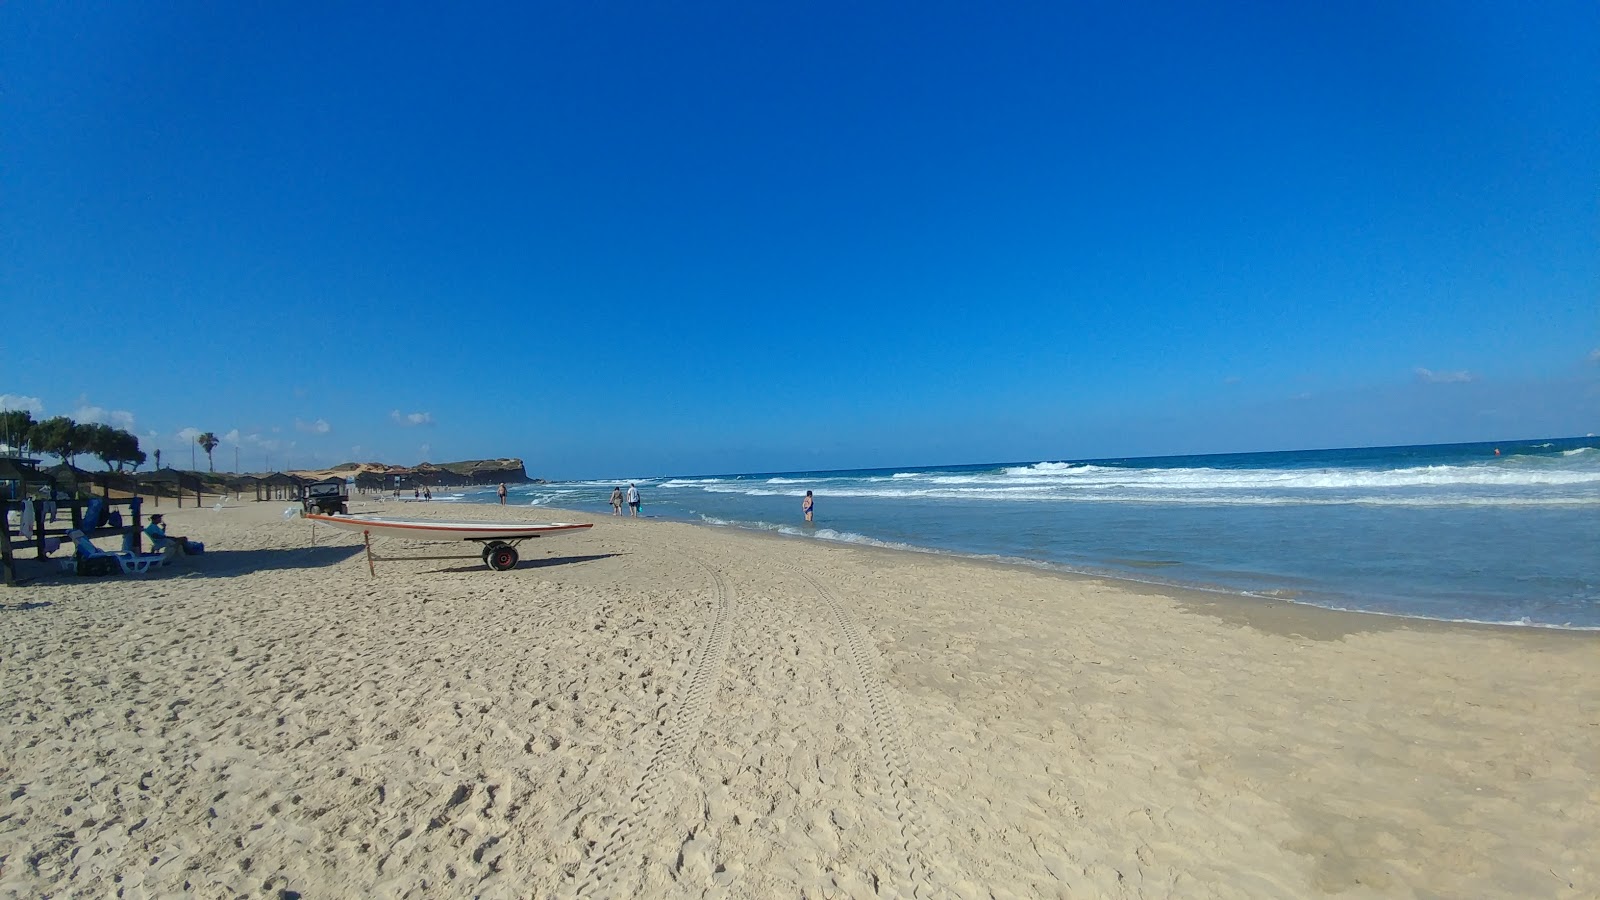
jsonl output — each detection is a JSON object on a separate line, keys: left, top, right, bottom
{"left": 487, "top": 544, "right": 519, "bottom": 571}
{"left": 481, "top": 543, "right": 497, "bottom": 564}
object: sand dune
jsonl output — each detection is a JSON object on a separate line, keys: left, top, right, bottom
{"left": 2, "top": 498, "right": 1595, "bottom": 898}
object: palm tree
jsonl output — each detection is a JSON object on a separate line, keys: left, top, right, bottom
{"left": 155, "top": 448, "right": 162, "bottom": 470}
{"left": 198, "top": 432, "right": 219, "bottom": 472}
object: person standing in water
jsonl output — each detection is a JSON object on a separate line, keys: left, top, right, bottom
{"left": 497, "top": 483, "right": 508, "bottom": 505}
{"left": 610, "top": 486, "right": 624, "bottom": 516}
{"left": 802, "top": 490, "right": 814, "bottom": 522}
{"left": 626, "top": 483, "right": 640, "bottom": 517}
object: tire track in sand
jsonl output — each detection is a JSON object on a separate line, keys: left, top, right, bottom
{"left": 780, "top": 563, "right": 932, "bottom": 899}
{"left": 567, "top": 555, "right": 734, "bottom": 898}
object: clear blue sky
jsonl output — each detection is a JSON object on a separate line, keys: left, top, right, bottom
{"left": 4, "top": 2, "right": 1597, "bottom": 478}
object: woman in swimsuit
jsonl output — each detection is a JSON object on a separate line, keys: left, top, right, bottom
{"left": 802, "top": 490, "right": 814, "bottom": 522}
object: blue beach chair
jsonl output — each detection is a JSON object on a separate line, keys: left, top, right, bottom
{"left": 70, "top": 530, "right": 166, "bottom": 575}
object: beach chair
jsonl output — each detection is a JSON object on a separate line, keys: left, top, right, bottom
{"left": 69, "top": 530, "right": 166, "bottom": 575}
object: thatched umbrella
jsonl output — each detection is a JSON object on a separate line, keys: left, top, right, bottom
{"left": 137, "top": 468, "right": 205, "bottom": 507}
{"left": 221, "top": 474, "right": 260, "bottom": 499}
{"left": 90, "top": 469, "right": 140, "bottom": 498}
{"left": 0, "top": 455, "right": 56, "bottom": 501}
{"left": 255, "top": 472, "right": 306, "bottom": 501}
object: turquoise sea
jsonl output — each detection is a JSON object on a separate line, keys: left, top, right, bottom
{"left": 445, "top": 437, "right": 1600, "bottom": 630}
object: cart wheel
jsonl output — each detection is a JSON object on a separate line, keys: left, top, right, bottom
{"left": 487, "top": 544, "right": 519, "bottom": 571}
{"left": 481, "top": 543, "right": 497, "bottom": 564}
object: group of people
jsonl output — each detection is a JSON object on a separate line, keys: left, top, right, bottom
{"left": 608, "top": 484, "right": 641, "bottom": 517}
{"left": 597, "top": 485, "right": 813, "bottom": 522}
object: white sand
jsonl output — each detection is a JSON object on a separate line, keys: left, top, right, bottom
{"left": 1, "top": 497, "right": 1595, "bottom": 898}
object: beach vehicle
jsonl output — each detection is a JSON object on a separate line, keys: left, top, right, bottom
{"left": 302, "top": 479, "right": 349, "bottom": 516}
{"left": 303, "top": 511, "right": 593, "bottom": 573}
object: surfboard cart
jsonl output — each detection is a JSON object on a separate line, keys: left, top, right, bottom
{"left": 304, "top": 513, "right": 594, "bottom": 576}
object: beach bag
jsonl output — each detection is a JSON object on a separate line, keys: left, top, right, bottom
{"left": 77, "top": 555, "right": 116, "bottom": 577}
{"left": 183, "top": 540, "right": 205, "bottom": 555}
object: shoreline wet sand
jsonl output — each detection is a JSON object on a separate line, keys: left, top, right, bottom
{"left": 3, "top": 498, "right": 1595, "bottom": 897}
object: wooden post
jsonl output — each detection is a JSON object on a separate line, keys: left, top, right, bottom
{"left": 131, "top": 496, "right": 143, "bottom": 554}
{"left": 1, "top": 501, "right": 16, "bottom": 587}
{"left": 34, "top": 500, "right": 47, "bottom": 559}
{"left": 365, "top": 529, "right": 375, "bottom": 577}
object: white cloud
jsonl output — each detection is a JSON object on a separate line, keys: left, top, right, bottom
{"left": 0, "top": 394, "right": 44, "bottom": 415}
{"left": 223, "top": 429, "right": 281, "bottom": 452}
{"left": 391, "top": 409, "right": 434, "bottom": 427}
{"left": 1588, "top": 348, "right": 1600, "bottom": 364}
{"left": 1414, "top": 367, "right": 1475, "bottom": 384}
{"left": 418, "top": 443, "right": 431, "bottom": 460}
{"left": 74, "top": 405, "right": 136, "bottom": 430}
{"left": 295, "top": 418, "right": 332, "bottom": 434}
{"left": 176, "top": 427, "right": 202, "bottom": 443}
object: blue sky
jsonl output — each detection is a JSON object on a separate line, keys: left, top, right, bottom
{"left": 3, "top": 2, "right": 1596, "bottom": 479}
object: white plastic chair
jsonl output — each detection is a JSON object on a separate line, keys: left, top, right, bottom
{"left": 69, "top": 530, "right": 166, "bottom": 575}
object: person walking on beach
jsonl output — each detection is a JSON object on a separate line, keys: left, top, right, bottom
{"left": 626, "top": 483, "right": 640, "bottom": 517}
{"left": 802, "top": 490, "right": 814, "bottom": 523}
{"left": 609, "top": 486, "right": 624, "bottom": 516}
{"left": 497, "top": 483, "right": 508, "bottom": 505}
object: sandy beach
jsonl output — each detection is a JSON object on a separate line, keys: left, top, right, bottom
{"left": 1, "top": 497, "right": 1595, "bottom": 899}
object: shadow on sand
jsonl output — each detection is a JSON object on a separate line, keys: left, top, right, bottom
{"left": 8, "top": 545, "right": 366, "bottom": 585}
{"left": 174, "top": 546, "right": 367, "bottom": 578}
{"left": 424, "top": 552, "right": 621, "bottom": 575}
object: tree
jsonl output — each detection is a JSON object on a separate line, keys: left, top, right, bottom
{"left": 0, "top": 409, "right": 35, "bottom": 454}
{"left": 28, "top": 417, "right": 76, "bottom": 464}
{"left": 198, "top": 432, "right": 219, "bottom": 472}
{"left": 91, "top": 426, "right": 145, "bottom": 471}
{"left": 155, "top": 448, "right": 162, "bottom": 470}
{"left": 66, "top": 422, "right": 99, "bottom": 469}
{"left": 118, "top": 432, "right": 147, "bottom": 471}
{"left": 86, "top": 423, "right": 118, "bottom": 469}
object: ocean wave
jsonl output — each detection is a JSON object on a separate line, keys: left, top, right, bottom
{"left": 1001, "top": 461, "right": 1088, "bottom": 476}
{"left": 760, "top": 462, "right": 1600, "bottom": 492}
{"left": 1563, "top": 447, "right": 1596, "bottom": 457}
{"left": 687, "top": 482, "right": 1596, "bottom": 506}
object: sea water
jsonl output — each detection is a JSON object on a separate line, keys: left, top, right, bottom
{"left": 455, "top": 437, "right": 1600, "bottom": 629}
